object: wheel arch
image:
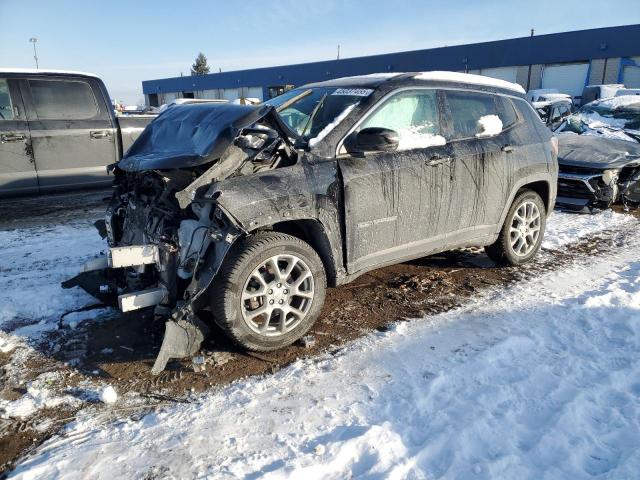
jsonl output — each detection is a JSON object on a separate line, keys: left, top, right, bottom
{"left": 252, "top": 218, "right": 343, "bottom": 287}
{"left": 495, "top": 175, "right": 555, "bottom": 235}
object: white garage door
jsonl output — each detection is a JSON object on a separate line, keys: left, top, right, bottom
{"left": 222, "top": 88, "right": 239, "bottom": 101}
{"left": 248, "top": 86, "right": 263, "bottom": 101}
{"left": 542, "top": 63, "right": 589, "bottom": 99}
{"left": 479, "top": 67, "right": 518, "bottom": 83}
{"left": 201, "top": 89, "right": 223, "bottom": 100}
{"left": 623, "top": 57, "right": 640, "bottom": 88}
{"left": 161, "top": 92, "right": 179, "bottom": 103}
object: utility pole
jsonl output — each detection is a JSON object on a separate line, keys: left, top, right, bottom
{"left": 337, "top": 45, "right": 340, "bottom": 60}
{"left": 526, "top": 28, "right": 535, "bottom": 91}
{"left": 29, "top": 37, "right": 39, "bottom": 69}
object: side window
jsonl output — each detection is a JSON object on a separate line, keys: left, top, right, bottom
{"left": 445, "top": 90, "right": 501, "bottom": 140}
{"left": 28, "top": 79, "right": 99, "bottom": 120}
{"left": 0, "top": 79, "right": 14, "bottom": 120}
{"left": 358, "top": 89, "right": 444, "bottom": 150}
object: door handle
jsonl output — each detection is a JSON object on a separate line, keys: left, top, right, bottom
{"left": 426, "top": 154, "right": 451, "bottom": 165}
{"left": 0, "top": 132, "right": 26, "bottom": 143}
{"left": 90, "top": 130, "right": 112, "bottom": 139}
{"left": 502, "top": 144, "right": 515, "bottom": 153}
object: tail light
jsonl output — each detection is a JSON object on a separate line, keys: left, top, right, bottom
{"left": 550, "top": 136, "right": 559, "bottom": 158}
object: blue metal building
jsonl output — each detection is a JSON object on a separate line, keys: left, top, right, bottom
{"left": 143, "top": 24, "right": 640, "bottom": 106}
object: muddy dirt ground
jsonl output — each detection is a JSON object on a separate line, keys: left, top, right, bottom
{"left": 0, "top": 192, "right": 638, "bottom": 475}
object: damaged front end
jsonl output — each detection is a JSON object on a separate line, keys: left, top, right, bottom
{"left": 63, "top": 103, "right": 299, "bottom": 373}
{"left": 555, "top": 133, "right": 640, "bottom": 212}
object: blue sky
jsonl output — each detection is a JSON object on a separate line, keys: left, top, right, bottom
{"left": 1, "top": 0, "right": 639, "bottom": 104}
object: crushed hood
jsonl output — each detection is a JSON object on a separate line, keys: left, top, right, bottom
{"left": 117, "top": 103, "right": 294, "bottom": 172}
{"left": 557, "top": 133, "right": 640, "bottom": 170}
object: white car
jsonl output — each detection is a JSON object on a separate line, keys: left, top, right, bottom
{"left": 527, "top": 89, "right": 572, "bottom": 104}
{"left": 615, "top": 88, "right": 640, "bottom": 97}
{"left": 157, "top": 98, "right": 228, "bottom": 113}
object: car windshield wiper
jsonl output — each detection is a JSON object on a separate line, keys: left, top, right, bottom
{"left": 275, "top": 89, "right": 313, "bottom": 113}
{"left": 300, "top": 92, "right": 328, "bottom": 139}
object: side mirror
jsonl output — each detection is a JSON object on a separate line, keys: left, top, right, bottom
{"left": 346, "top": 127, "right": 399, "bottom": 153}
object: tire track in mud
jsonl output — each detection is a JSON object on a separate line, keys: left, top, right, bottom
{"left": 0, "top": 215, "right": 639, "bottom": 474}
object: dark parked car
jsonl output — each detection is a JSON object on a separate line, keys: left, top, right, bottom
{"left": 533, "top": 98, "right": 573, "bottom": 130}
{"left": 65, "top": 72, "right": 558, "bottom": 372}
{"left": 555, "top": 96, "right": 640, "bottom": 211}
{"left": 0, "top": 69, "right": 153, "bottom": 197}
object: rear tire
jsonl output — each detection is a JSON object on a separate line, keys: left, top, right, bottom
{"left": 485, "top": 189, "right": 546, "bottom": 266}
{"left": 209, "top": 231, "right": 326, "bottom": 351}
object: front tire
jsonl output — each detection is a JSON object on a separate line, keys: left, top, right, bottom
{"left": 209, "top": 232, "right": 326, "bottom": 351}
{"left": 485, "top": 189, "right": 546, "bottom": 266}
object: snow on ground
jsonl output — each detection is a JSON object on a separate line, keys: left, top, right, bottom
{"left": 7, "top": 213, "right": 640, "bottom": 479}
{"left": 542, "top": 210, "right": 634, "bottom": 250}
{"left": 0, "top": 372, "right": 81, "bottom": 420}
{"left": 0, "top": 220, "right": 105, "bottom": 341}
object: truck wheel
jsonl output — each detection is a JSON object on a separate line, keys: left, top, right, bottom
{"left": 485, "top": 189, "right": 546, "bottom": 266}
{"left": 209, "top": 232, "right": 326, "bottom": 351}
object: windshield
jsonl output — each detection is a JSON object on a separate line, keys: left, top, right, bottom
{"left": 266, "top": 87, "right": 368, "bottom": 142}
{"left": 563, "top": 99, "right": 640, "bottom": 141}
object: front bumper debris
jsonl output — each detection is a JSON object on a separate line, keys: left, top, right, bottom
{"left": 109, "top": 245, "right": 159, "bottom": 269}
{"left": 556, "top": 171, "right": 617, "bottom": 212}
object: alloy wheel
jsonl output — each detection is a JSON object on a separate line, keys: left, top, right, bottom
{"left": 509, "top": 201, "right": 541, "bottom": 257}
{"left": 240, "top": 254, "right": 315, "bottom": 336}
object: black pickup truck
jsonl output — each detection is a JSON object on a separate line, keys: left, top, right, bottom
{"left": 0, "top": 69, "right": 153, "bottom": 197}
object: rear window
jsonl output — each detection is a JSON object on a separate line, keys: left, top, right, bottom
{"left": 28, "top": 79, "right": 99, "bottom": 120}
{"left": 445, "top": 90, "right": 499, "bottom": 139}
{"left": 496, "top": 96, "right": 519, "bottom": 128}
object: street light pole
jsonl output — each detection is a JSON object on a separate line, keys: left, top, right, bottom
{"left": 29, "top": 37, "right": 39, "bottom": 69}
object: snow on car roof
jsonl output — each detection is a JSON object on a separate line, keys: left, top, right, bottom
{"left": 590, "top": 95, "right": 640, "bottom": 109}
{"left": 414, "top": 71, "right": 526, "bottom": 94}
{"left": 305, "top": 73, "right": 404, "bottom": 88}
{"left": 533, "top": 98, "right": 572, "bottom": 108}
{"left": 0, "top": 68, "right": 99, "bottom": 77}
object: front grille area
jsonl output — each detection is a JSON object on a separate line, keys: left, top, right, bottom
{"left": 557, "top": 178, "right": 596, "bottom": 199}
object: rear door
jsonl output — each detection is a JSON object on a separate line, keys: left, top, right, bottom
{"left": 338, "top": 88, "right": 454, "bottom": 273}
{"left": 0, "top": 78, "right": 37, "bottom": 195}
{"left": 441, "top": 89, "right": 517, "bottom": 233}
{"left": 20, "top": 76, "right": 117, "bottom": 190}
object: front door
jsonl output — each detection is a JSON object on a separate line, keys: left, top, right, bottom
{"left": 0, "top": 78, "right": 37, "bottom": 196}
{"left": 338, "top": 88, "right": 454, "bottom": 274}
{"left": 20, "top": 76, "right": 117, "bottom": 190}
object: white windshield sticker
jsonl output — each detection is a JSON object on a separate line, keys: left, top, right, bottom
{"left": 331, "top": 88, "right": 373, "bottom": 97}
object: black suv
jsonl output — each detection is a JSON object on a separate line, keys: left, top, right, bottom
{"left": 66, "top": 72, "right": 558, "bottom": 372}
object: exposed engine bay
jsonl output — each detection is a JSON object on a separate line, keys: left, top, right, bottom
{"left": 63, "top": 103, "right": 300, "bottom": 373}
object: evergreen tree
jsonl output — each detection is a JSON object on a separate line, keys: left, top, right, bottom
{"left": 191, "top": 53, "right": 210, "bottom": 75}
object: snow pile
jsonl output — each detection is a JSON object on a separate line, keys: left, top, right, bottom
{"left": 415, "top": 71, "right": 526, "bottom": 94}
{"left": 99, "top": 386, "right": 118, "bottom": 405}
{"left": 476, "top": 114, "right": 503, "bottom": 137}
{"left": 0, "top": 332, "right": 19, "bottom": 353}
{"left": 309, "top": 104, "right": 357, "bottom": 148}
{"left": 1, "top": 373, "right": 79, "bottom": 419}
{"left": 9, "top": 222, "right": 640, "bottom": 479}
{"left": 543, "top": 210, "right": 635, "bottom": 250}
